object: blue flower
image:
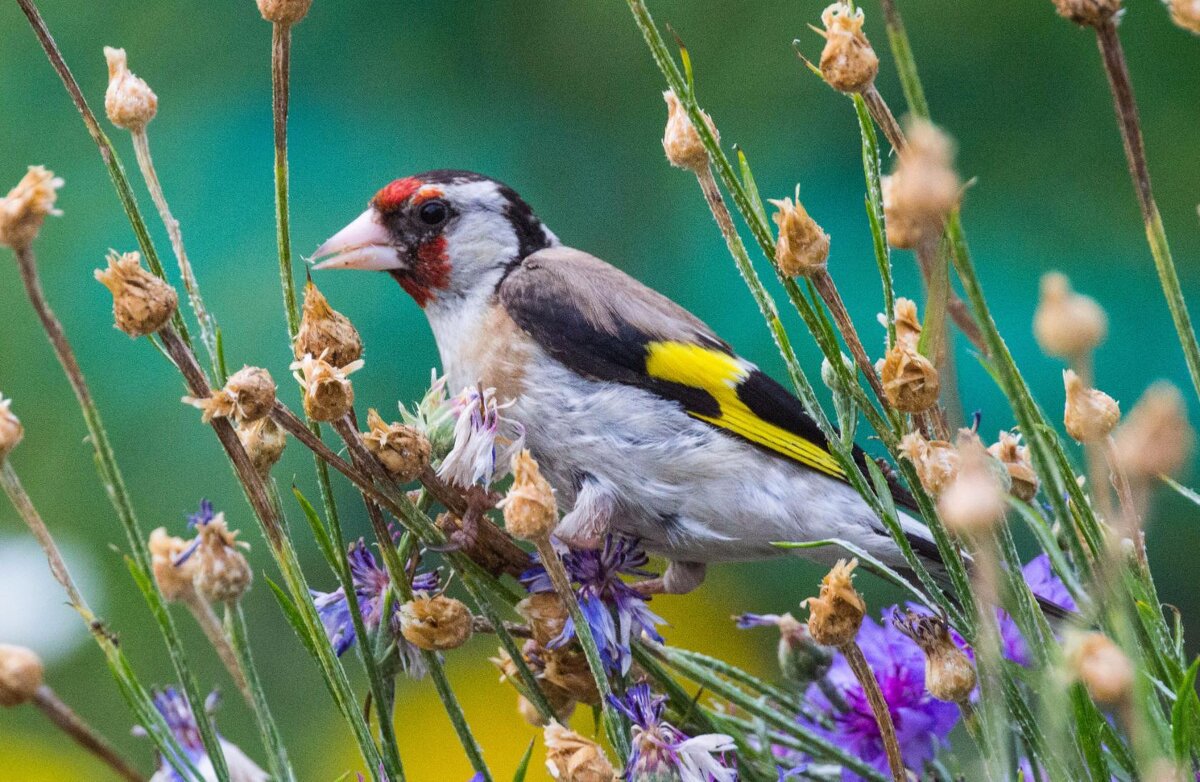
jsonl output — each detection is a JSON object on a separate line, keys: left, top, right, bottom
{"left": 999, "top": 554, "right": 1077, "bottom": 666}
{"left": 521, "top": 536, "right": 664, "bottom": 674}
{"left": 145, "top": 687, "right": 266, "bottom": 782}
{"left": 610, "top": 683, "right": 737, "bottom": 782}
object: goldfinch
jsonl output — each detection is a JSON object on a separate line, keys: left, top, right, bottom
{"left": 312, "top": 170, "right": 941, "bottom": 595}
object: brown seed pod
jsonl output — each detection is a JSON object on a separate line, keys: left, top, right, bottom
{"left": 94, "top": 250, "right": 178, "bottom": 338}
{"left": 399, "top": 595, "right": 473, "bottom": 651}
{"left": 802, "top": 558, "right": 866, "bottom": 647}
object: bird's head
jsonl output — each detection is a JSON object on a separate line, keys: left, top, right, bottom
{"left": 312, "top": 170, "right": 557, "bottom": 308}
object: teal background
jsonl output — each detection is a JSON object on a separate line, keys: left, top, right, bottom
{"left": 1, "top": 1, "right": 1198, "bottom": 779}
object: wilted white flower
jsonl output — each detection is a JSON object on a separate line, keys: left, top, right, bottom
{"left": 437, "top": 385, "right": 525, "bottom": 488}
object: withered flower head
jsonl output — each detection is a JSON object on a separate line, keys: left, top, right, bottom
{"left": 661, "top": 89, "right": 719, "bottom": 173}
{"left": 881, "top": 175, "right": 920, "bottom": 250}
{"left": 237, "top": 417, "right": 288, "bottom": 477}
{"left": 938, "top": 434, "right": 1006, "bottom": 536}
{"left": 1063, "top": 369, "right": 1120, "bottom": 444}
{"left": 817, "top": 2, "right": 879, "bottom": 93}
{"left": 103, "top": 47, "right": 157, "bottom": 132}
{"left": 294, "top": 280, "right": 363, "bottom": 368}
{"left": 1170, "top": 0, "right": 1200, "bottom": 33}
{"left": 884, "top": 119, "right": 961, "bottom": 246}
{"left": 256, "top": 0, "right": 313, "bottom": 25}
{"left": 363, "top": 409, "right": 430, "bottom": 481}
{"left": 399, "top": 594, "right": 473, "bottom": 651}
{"left": 894, "top": 609, "right": 977, "bottom": 703}
{"left": 0, "top": 395, "right": 24, "bottom": 462}
{"left": 518, "top": 592, "right": 570, "bottom": 648}
{"left": 149, "top": 527, "right": 198, "bottom": 602}
{"left": 898, "top": 430, "right": 961, "bottom": 496}
{"left": 543, "top": 721, "right": 617, "bottom": 782}
{"left": 1051, "top": 0, "right": 1123, "bottom": 27}
{"left": 491, "top": 644, "right": 576, "bottom": 726}
{"left": 891, "top": 297, "right": 923, "bottom": 348}
{"left": 802, "top": 558, "right": 865, "bottom": 647}
{"left": 193, "top": 512, "right": 252, "bottom": 604}
{"left": 770, "top": 192, "right": 830, "bottom": 278}
{"left": 185, "top": 366, "right": 276, "bottom": 424}
{"left": 290, "top": 352, "right": 364, "bottom": 422}
{"left": 1113, "top": 381, "right": 1195, "bottom": 481}
{"left": 0, "top": 166, "right": 63, "bottom": 250}
{"left": 988, "top": 430, "right": 1039, "bottom": 502}
{"left": 500, "top": 449, "right": 558, "bottom": 542}
{"left": 94, "top": 250, "right": 178, "bottom": 338}
{"left": 1033, "top": 272, "right": 1107, "bottom": 360}
{"left": 1065, "top": 631, "right": 1134, "bottom": 706}
{"left": 0, "top": 644, "right": 44, "bottom": 708}
{"left": 543, "top": 646, "right": 601, "bottom": 706}
{"left": 879, "top": 341, "right": 940, "bottom": 412}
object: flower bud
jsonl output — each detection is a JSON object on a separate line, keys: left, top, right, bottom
{"left": 1170, "top": 0, "right": 1200, "bottom": 33}
{"left": 363, "top": 409, "right": 430, "bottom": 481}
{"left": 0, "top": 166, "right": 63, "bottom": 250}
{"left": 0, "top": 644, "right": 44, "bottom": 707}
{"left": 987, "top": 431, "right": 1039, "bottom": 502}
{"left": 94, "top": 250, "right": 178, "bottom": 338}
{"left": 149, "top": 527, "right": 198, "bottom": 602}
{"left": 543, "top": 647, "right": 600, "bottom": 706}
{"left": 544, "top": 721, "right": 617, "bottom": 782}
{"left": 193, "top": 513, "right": 252, "bottom": 604}
{"left": 898, "top": 431, "right": 961, "bottom": 496}
{"left": 891, "top": 297, "right": 923, "bottom": 348}
{"left": 1033, "top": 272, "right": 1107, "bottom": 360}
{"left": 802, "top": 558, "right": 865, "bottom": 647}
{"left": 817, "top": 2, "right": 879, "bottom": 93}
{"left": 518, "top": 592, "right": 570, "bottom": 648}
{"left": 894, "top": 609, "right": 977, "bottom": 703}
{"left": 257, "top": 0, "right": 313, "bottom": 25}
{"left": 1063, "top": 369, "right": 1120, "bottom": 444}
{"left": 661, "top": 90, "right": 718, "bottom": 173}
{"left": 103, "top": 47, "right": 157, "bottom": 132}
{"left": 500, "top": 450, "right": 558, "bottom": 542}
{"left": 399, "top": 594, "right": 473, "bottom": 651}
{"left": 770, "top": 193, "right": 830, "bottom": 278}
{"left": 938, "top": 435, "right": 1006, "bottom": 536}
{"left": 290, "top": 353, "right": 363, "bottom": 422}
{"left": 0, "top": 395, "right": 24, "bottom": 462}
{"left": 1051, "top": 0, "right": 1123, "bottom": 27}
{"left": 879, "top": 341, "right": 940, "bottom": 412}
{"left": 1113, "top": 381, "right": 1194, "bottom": 481}
{"left": 237, "top": 417, "right": 287, "bottom": 477}
{"left": 185, "top": 366, "right": 276, "bottom": 424}
{"left": 1065, "top": 631, "right": 1133, "bottom": 706}
{"left": 294, "top": 280, "right": 363, "bottom": 369}
{"left": 884, "top": 120, "right": 961, "bottom": 246}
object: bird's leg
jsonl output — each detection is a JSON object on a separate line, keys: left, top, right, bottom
{"left": 430, "top": 486, "right": 492, "bottom": 553}
{"left": 634, "top": 560, "right": 707, "bottom": 596}
{"left": 552, "top": 478, "right": 616, "bottom": 551}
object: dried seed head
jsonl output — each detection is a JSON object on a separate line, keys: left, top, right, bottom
{"left": 363, "top": 409, "right": 430, "bottom": 481}
{"left": 987, "top": 431, "right": 1040, "bottom": 502}
{"left": 543, "top": 646, "right": 600, "bottom": 705}
{"left": 294, "top": 280, "right": 363, "bottom": 369}
{"left": 193, "top": 513, "right": 252, "bottom": 604}
{"left": 544, "top": 721, "right": 617, "bottom": 782}
{"left": 492, "top": 645, "right": 576, "bottom": 725}
{"left": 817, "top": 2, "right": 879, "bottom": 93}
{"left": 884, "top": 119, "right": 961, "bottom": 246}
{"left": 500, "top": 449, "right": 558, "bottom": 542}
{"left": 1170, "top": 0, "right": 1200, "bottom": 33}
{"left": 185, "top": 366, "right": 276, "bottom": 424}
{"left": 938, "top": 435, "right": 1006, "bottom": 536}
{"left": 661, "top": 90, "right": 718, "bottom": 173}
{"left": 399, "top": 594, "right": 473, "bottom": 651}
{"left": 290, "top": 352, "right": 363, "bottom": 422}
{"left": 894, "top": 609, "right": 976, "bottom": 703}
{"left": 1113, "top": 381, "right": 1195, "bottom": 481}
{"left": 94, "top": 250, "right": 178, "bottom": 338}
{"left": 770, "top": 193, "right": 830, "bottom": 277}
{"left": 1065, "top": 631, "right": 1134, "bottom": 706}
{"left": 775, "top": 613, "right": 834, "bottom": 684}
{"left": 256, "top": 0, "right": 313, "bottom": 25}
{"left": 879, "top": 341, "right": 940, "bottom": 412}
{"left": 1051, "top": 0, "right": 1123, "bottom": 27}
{"left": 1063, "top": 369, "right": 1120, "bottom": 443}
{"left": 0, "top": 165, "right": 64, "bottom": 250}
{"left": 892, "top": 297, "right": 923, "bottom": 348}
{"left": 0, "top": 395, "right": 24, "bottom": 462}
{"left": 0, "top": 644, "right": 44, "bottom": 707}
{"left": 1033, "top": 272, "right": 1107, "bottom": 360}
{"left": 898, "top": 430, "right": 961, "bottom": 496}
{"left": 103, "top": 47, "right": 157, "bottom": 132}
{"left": 237, "top": 417, "right": 287, "bottom": 477}
{"left": 149, "top": 528, "right": 197, "bottom": 602}
{"left": 518, "top": 592, "right": 570, "bottom": 648}
{"left": 802, "top": 558, "right": 865, "bottom": 647}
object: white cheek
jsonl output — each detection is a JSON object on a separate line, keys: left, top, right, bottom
{"left": 443, "top": 210, "right": 518, "bottom": 286}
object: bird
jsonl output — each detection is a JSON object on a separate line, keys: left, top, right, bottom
{"left": 311, "top": 169, "right": 944, "bottom": 596}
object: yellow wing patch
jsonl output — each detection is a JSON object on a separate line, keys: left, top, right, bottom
{"left": 644, "top": 341, "right": 846, "bottom": 479}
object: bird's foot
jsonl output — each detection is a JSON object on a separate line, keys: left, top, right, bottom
{"left": 634, "top": 560, "right": 707, "bottom": 596}
{"left": 553, "top": 478, "right": 615, "bottom": 551}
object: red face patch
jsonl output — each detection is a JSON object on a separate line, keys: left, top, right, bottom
{"left": 411, "top": 187, "right": 444, "bottom": 205}
{"left": 396, "top": 236, "right": 451, "bottom": 308}
{"left": 371, "top": 177, "right": 422, "bottom": 212}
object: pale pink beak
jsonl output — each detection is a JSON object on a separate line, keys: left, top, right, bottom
{"left": 311, "top": 208, "right": 405, "bottom": 271}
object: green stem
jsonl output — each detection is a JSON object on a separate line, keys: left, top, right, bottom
{"left": 842, "top": 641, "right": 905, "bottom": 781}
{"left": 226, "top": 604, "right": 296, "bottom": 782}
{"left": 878, "top": 0, "right": 930, "bottom": 119}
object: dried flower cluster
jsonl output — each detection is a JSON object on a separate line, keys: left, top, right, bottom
{"left": 1113, "top": 381, "right": 1195, "bottom": 481}
{"left": 103, "top": 47, "right": 157, "bottom": 132}
{"left": 987, "top": 430, "right": 1039, "bottom": 502}
{"left": 894, "top": 609, "right": 977, "bottom": 703}
{"left": 938, "top": 433, "right": 1006, "bottom": 536}
{"left": 362, "top": 409, "right": 430, "bottom": 481}
{"left": 879, "top": 340, "right": 940, "bottom": 412}
{"left": 0, "top": 165, "right": 63, "bottom": 250}
{"left": 1170, "top": 0, "right": 1200, "bottom": 33}
{"left": 661, "top": 89, "right": 718, "bottom": 173}
{"left": 882, "top": 119, "right": 961, "bottom": 249}
{"left": 543, "top": 721, "right": 616, "bottom": 782}
{"left": 500, "top": 449, "right": 558, "bottom": 541}
{"left": 0, "top": 644, "right": 44, "bottom": 707}
{"left": 899, "top": 430, "right": 960, "bottom": 496}
{"left": 802, "top": 558, "right": 865, "bottom": 647}
{"left": 0, "top": 394, "right": 23, "bottom": 462}
{"left": 817, "top": 2, "right": 879, "bottom": 93}
{"left": 150, "top": 502, "right": 252, "bottom": 605}
{"left": 1063, "top": 369, "right": 1120, "bottom": 443}
{"left": 770, "top": 192, "right": 830, "bottom": 278}
{"left": 1065, "top": 631, "right": 1134, "bottom": 706}
{"left": 257, "top": 0, "right": 313, "bottom": 25}
{"left": 1034, "top": 272, "right": 1108, "bottom": 360}
{"left": 1051, "top": 0, "right": 1124, "bottom": 27}
{"left": 94, "top": 250, "right": 178, "bottom": 338}
{"left": 185, "top": 366, "right": 276, "bottom": 424}
{"left": 294, "top": 280, "right": 363, "bottom": 369}
{"left": 290, "top": 352, "right": 364, "bottom": 422}
{"left": 399, "top": 594, "right": 473, "bottom": 651}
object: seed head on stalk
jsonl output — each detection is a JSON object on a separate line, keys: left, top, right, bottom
{"left": 0, "top": 166, "right": 63, "bottom": 251}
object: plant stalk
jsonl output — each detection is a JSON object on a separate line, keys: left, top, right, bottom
{"left": 180, "top": 593, "right": 252, "bottom": 705}
{"left": 841, "top": 641, "right": 906, "bottom": 781}
{"left": 33, "top": 685, "right": 145, "bottom": 782}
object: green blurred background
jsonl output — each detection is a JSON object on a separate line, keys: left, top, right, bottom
{"left": 1, "top": 1, "right": 1198, "bottom": 779}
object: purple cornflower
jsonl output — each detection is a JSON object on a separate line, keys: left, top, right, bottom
{"left": 521, "top": 536, "right": 664, "bottom": 674}
{"left": 311, "top": 539, "right": 439, "bottom": 676}
{"left": 999, "top": 554, "right": 1077, "bottom": 666}
{"left": 610, "top": 683, "right": 737, "bottom": 782}
{"left": 797, "top": 615, "right": 960, "bottom": 781}
{"left": 143, "top": 688, "right": 266, "bottom": 782}
{"left": 438, "top": 385, "right": 525, "bottom": 488}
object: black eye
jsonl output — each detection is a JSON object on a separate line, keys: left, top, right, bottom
{"left": 418, "top": 199, "right": 449, "bottom": 226}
